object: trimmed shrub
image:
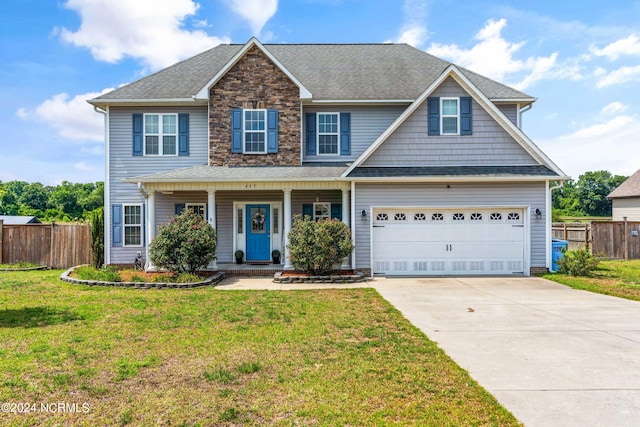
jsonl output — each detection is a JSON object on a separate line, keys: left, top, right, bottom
{"left": 149, "top": 209, "right": 217, "bottom": 274}
{"left": 88, "top": 207, "right": 104, "bottom": 269}
{"left": 287, "top": 215, "right": 354, "bottom": 275}
{"left": 557, "top": 248, "right": 599, "bottom": 276}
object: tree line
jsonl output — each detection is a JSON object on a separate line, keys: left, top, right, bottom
{"left": 552, "top": 170, "right": 627, "bottom": 218}
{"left": 0, "top": 180, "right": 104, "bottom": 222}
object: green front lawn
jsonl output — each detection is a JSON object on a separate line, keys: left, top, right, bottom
{"left": 543, "top": 259, "right": 640, "bottom": 301}
{"left": 0, "top": 270, "right": 519, "bottom": 426}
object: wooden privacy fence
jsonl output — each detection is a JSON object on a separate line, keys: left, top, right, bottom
{"left": 552, "top": 222, "right": 590, "bottom": 250}
{"left": 0, "top": 220, "right": 91, "bottom": 268}
{"left": 591, "top": 221, "right": 640, "bottom": 260}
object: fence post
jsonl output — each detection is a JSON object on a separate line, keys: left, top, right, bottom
{"left": 624, "top": 217, "right": 629, "bottom": 261}
{"left": 0, "top": 219, "right": 3, "bottom": 265}
{"left": 563, "top": 223, "right": 568, "bottom": 240}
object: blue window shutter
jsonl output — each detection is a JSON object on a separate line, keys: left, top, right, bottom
{"left": 112, "top": 204, "right": 122, "bottom": 247}
{"left": 267, "top": 109, "right": 278, "bottom": 153}
{"left": 302, "top": 204, "right": 313, "bottom": 219}
{"left": 142, "top": 204, "right": 146, "bottom": 246}
{"left": 340, "top": 113, "right": 351, "bottom": 155}
{"left": 305, "top": 113, "right": 316, "bottom": 155}
{"left": 132, "top": 114, "right": 143, "bottom": 156}
{"left": 460, "top": 97, "right": 472, "bottom": 135}
{"left": 175, "top": 203, "right": 185, "bottom": 215}
{"left": 331, "top": 204, "right": 342, "bottom": 221}
{"left": 231, "top": 109, "right": 243, "bottom": 153}
{"left": 427, "top": 97, "right": 440, "bottom": 136}
{"left": 178, "top": 113, "right": 189, "bottom": 156}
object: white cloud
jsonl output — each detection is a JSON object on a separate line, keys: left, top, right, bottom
{"left": 57, "top": 0, "right": 230, "bottom": 70}
{"left": 427, "top": 18, "right": 575, "bottom": 90}
{"left": 538, "top": 115, "right": 640, "bottom": 179}
{"left": 595, "top": 64, "right": 640, "bottom": 88}
{"left": 74, "top": 161, "right": 95, "bottom": 172}
{"left": 601, "top": 102, "right": 627, "bottom": 115}
{"left": 591, "top": 34, "right": 640, "bottom": 60}
{"left": 229, "top": 0, "right": 278, "bottom": 36}
{"left": 17, "top": 89, "right": 112, "bottom": 142}
{"left": 385, "top": 0, "right": 428, "bottom": 47}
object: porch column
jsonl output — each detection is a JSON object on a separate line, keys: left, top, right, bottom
{"left": 283, "top": 188, "right": 293, "bottom": 269}
{"left": 145, "top": 190, "right": 156, "bottom": 271}
{"left": 341, "top": 187, "right": 351, "bottom": 269}
{"left": 207, "top": 189, "right": 217, "bottom": 270}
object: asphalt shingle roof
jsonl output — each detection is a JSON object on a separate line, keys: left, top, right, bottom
{"left": 608, "top": 169, "right": 640, "bottom": 198}
{"left": 122, "top": 164, "right": 350, "bottom": 183}
{"left": 94, "top": 43, "right": 533, "bottom": 102}
{"left": 347, "top": 165, "right": 559, "bottom": 178}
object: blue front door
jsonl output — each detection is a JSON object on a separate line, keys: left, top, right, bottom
{"left": 246, "top": 204, "right": 270, "bottom": 261}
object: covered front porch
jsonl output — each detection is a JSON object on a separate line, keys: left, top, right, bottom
{"left": 128, "top": 171, "right": 352, "bottom": 270}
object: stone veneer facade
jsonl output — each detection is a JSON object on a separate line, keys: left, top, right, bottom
{"left": 208, "top": 46, "right": 301, "bottom": 166}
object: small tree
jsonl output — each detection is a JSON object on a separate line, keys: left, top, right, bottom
{"left": 88, "top": 207, "right": 104, "bottom": 268}
{"left": 557, "top": 248, "right": 599, "bottom": 276}
{"left": 287, "top": 214, "right": 354, "bottom": 275}
{"left": 149, "top": 209, "right": 217, "bottom": 274}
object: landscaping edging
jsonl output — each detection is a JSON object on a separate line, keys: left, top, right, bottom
{"left": 0, "top": 265, "right": 48, "bottom": 272}
{"left": 273, "top": 271, "right": 369, "bottom": 284}
{"left": 60, "top": 265, "right": 226, "bottom": 289}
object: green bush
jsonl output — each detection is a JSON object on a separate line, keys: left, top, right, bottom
{"left": 287, "top": 215, "right": 353, "bottom": 275}
{"left": 149, "top": 209, "right": 217, "bottom": 274}
{"left": 557, "top": 248, "right": 599, "bottom": 276}
{"left": 88, "top": 207, "right": 104, "bottom": 269}
{"left": 74, "top": 266, "right": 122, "bottom": 282}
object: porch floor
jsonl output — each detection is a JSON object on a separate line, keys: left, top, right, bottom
{"left": 217, "top": 263, "right": 284, "bottom": 277}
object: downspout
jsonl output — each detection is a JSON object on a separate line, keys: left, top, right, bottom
{"left": 137, "top": 182, "right": 150, "bottom": 269}
{"left": 547, "top": 181, "right": 564, "bottom": 271}
{"left": 518, "top": 103, "right": 532, "bottom": 128}
{"left": 93, "top": 105, "right": 109, "bottom": 265}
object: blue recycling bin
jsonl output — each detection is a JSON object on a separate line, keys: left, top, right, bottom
{"left": 551, "top": 238, "right": 569, "bottom": 272}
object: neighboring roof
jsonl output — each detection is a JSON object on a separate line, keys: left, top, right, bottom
{"left": 608, "top": 169, "right": 640, "bottom": 199}
{"left": 90, "top": 40, "right": 534, "bottom": 105}
{"left": 348, "top": 165, "right": 559, "bottom": 179}
{"left": 122, "top": 164, "right": 350, "bottom": 183}
{"left": 0, "top": 215, "right": 42, "bottom": 224}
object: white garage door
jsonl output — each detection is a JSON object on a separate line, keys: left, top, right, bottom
{"left": 372, "top": 208, "right": 525, "bottom": 275}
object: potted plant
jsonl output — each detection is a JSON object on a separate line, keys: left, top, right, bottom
{"left": 235, "top": 250, "right": 244, "bottom": 265}
{"left": 271, "top": 249, "right": 281, "bottom": 264}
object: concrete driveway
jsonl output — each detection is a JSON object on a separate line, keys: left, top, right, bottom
{"left": 373, "top": 277, "right": 640, "bottom": 427}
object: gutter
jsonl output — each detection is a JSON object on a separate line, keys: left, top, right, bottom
{"left": 547, "top": 180, "right": 564, "bottom": 271}
{"left": 137, "top": 182, "right": 149, "bottom": 199}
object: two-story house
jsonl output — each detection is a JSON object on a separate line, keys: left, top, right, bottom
{"left": 89, "top": 38, "right": 567, "bottom": 276}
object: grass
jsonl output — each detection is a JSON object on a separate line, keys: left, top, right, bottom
{"left": 0, "top": 262, "right": 41, "bottom": 269}
{"left": 543, "top": 259, "right": 640, "bottom": 301}
{"left": 0, "top": 270, "right": 520, "bottom": 426}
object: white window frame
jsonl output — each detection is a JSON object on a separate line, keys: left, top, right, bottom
{"left": 123, "top": 204, "right": 143, "bottom": 247}
{"left": 243, "top": 109, "right": 267, "bottom": 154}
{"left": 440, "top": 97, "right": 460, "bottom": 135}
{"left": 313, "top": 202, "right": 331, "bottom": 221}
{"left": 186, "top": 203, "right": 205, "bottom": 218}
{"left": 316, "top": 112, "right": 340, "bottom": 155}
{"left": 143, "top": 113, "right": 178, "bottom": 156}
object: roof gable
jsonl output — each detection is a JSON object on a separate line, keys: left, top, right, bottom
{"left": 608, "top": 169, "right": 640, "bottom": 199}
{"left": 343, "top": 65, "right": 567, "bottom": 178}
{"left": 194, "top": 38, "right": 312, "bottom": 100}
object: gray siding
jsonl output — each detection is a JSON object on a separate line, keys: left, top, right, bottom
{"left": 612, "top": 198, "right": 640, "bottom": 221}
{"left": 354, "top": 182, "right": 548, "bottom": 270}
{"left": 363, "top": 77, "right": 536, "bottom": 167}
{"left": 108, "top": 106, "right": 208, "bottom": 264}
{"left": 303, "top": 105, "right": 405, "bottom": 162}
{"left": 496, "top": 104, "right": 518, "bottom": 126}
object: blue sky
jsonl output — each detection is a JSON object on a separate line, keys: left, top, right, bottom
{"left": 2, "top": 0, "right": 640, "bottom": 185}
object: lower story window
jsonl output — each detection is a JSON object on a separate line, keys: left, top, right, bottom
{"left": 186, "top": 203, "right": 205, "bottom": 218}
{"left": 124, "top": 205, "right": 142, "bottom": 246}
{"left": 313, "top": 202, "right": 331, "bottom": 221}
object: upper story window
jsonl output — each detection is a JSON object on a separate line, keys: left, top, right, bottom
{"left": 427, "top": 96, "right": 472, "bottom": 136}
{"left": 244, "top": 109, "right": 267, "bottom": 153}
{"left": 305, "top": 112, "right": 350, "bottom": 156}
{"left": 144, "top": 114, "right": 177, "bottom": 155}
{"left": 132, "top": 113, "right": 188, "bottom": 157}
{"left": 231, "top": 108, "right": 278, "bottom": 154}
{"left": 441, "top": 98, "right": 459, "bottom": 135}
{"left": 317, "top": 113, "right": 339, "bottom": 155}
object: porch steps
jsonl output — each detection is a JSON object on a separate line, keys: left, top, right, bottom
{"left": 217, "top": 263, "right": 284, "bottom": 277}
